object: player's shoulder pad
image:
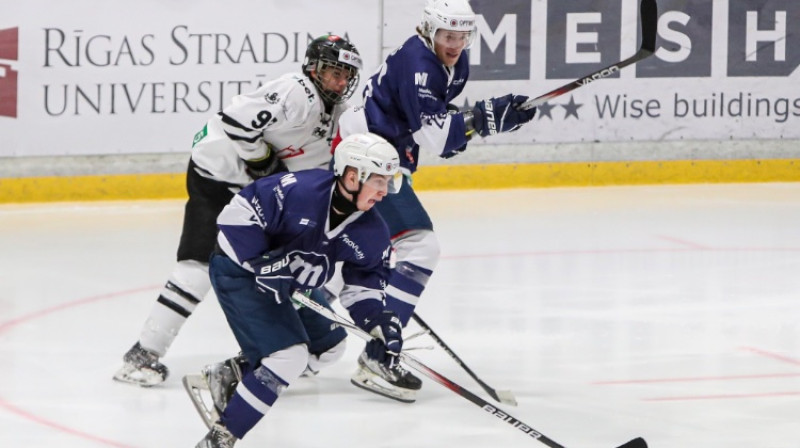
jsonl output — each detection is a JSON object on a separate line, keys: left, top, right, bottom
{"left": 360, "top": 209, "right": 392, "bottom": 243}
{"left": 279, "top": 73, "right": 319, "bottom": 118}
{"left": 395, "top": 38, "right": 448, "bottom": 87}
{"left": 274, "top": 169, "right": 333, "bottom": 198}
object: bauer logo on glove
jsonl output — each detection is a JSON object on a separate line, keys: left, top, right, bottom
{"left": 258, "top": 255, "right": 290, "bottom": 275}
{"left": 471, "top": 94, "right": 537, "bottom": 137}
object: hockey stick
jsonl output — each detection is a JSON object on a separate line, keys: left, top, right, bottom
{"left": 290, "top": 292, "right": 646, "bottom": 448}
{"left": 411, "top": 312, "right": 517, "bottom": 406}
{"left": 518, "top": 0, "right": 658, "bottom": 111}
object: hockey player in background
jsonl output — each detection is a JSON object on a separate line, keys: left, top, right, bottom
{"left": 335, "top": 0, "right": 538, "bottom": 402}
{"left": 189, "top": 133, "right": 406, "bottom": 448}
{"left": 113, "top": 34, "right": 362, "bottom": 386}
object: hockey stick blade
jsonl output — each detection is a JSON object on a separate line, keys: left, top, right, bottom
{"left": 519, "top": 0, "right": 658, "bottom": 111}
{"left": 617, "top": 437, "right": 648, "bottom": 448}
{"left": 291, "top": 292, "right": 643, "bottom": 448}
{"left": 412, "top": 313, "right": 517, "bottom": 406}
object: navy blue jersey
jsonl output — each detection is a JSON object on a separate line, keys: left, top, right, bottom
{"left": 362, "top": 36, "right": 470, "bottom": 172}
{"left": 216, "top": 169, "right": 392, "bottom": 308}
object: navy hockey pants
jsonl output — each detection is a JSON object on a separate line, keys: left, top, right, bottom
{"left": 208, "top": 253, "right": 346, "bottom": 365}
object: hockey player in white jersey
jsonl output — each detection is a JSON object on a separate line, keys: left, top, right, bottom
{"left": 113, "top": 34, "right": 362, "bottom": 387}
{"left": 189, "top": 133, "right": 406, "bottom": 447}
{"left": 335, "top": 0, "right": 537, "bottom": 402}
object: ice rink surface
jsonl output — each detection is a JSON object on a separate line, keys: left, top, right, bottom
{"left": 1, "top": 183, "right": 799, "bottom": 448}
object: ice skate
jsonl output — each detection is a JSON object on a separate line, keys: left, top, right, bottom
{"left": 184, "top": 357, "right": 242, "bottom": 429}
{"left": 112, "top": 342, "right": 168, "bottom": 386}
{"left": 300, "top": 364, "right": 320, "bottom": 378}
{"left": 350, "top": 349, "right": 422, "bottom": 403}
{"left": 195, "top": 421, "right": 237, "bottom": 448}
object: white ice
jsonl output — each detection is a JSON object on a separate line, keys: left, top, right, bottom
{"left": 1, "top": 183, "right": 799, "bottom": 448}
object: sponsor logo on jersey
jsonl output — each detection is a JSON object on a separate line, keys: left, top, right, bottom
{"left": 279, "top": 172, "right": 297, "bottom": 186}
{"left": 264, "top": 92, "right": 280, "bottom": 104}
{"left": 272, "top": 186, "right": 285, "bottom": 210}
{"left": 414, "top": 72, "right": 428, "bottom": 87}
{"left": 191, "top": 125, "right": 207, "bottom": 147}
{"left": 312, "top": 127, "right": 327, "bottom": 138}
{"left": 297, "top": 217, "right": 317, "bottom": 228}
{"left": 296, "top": 77, "right": 316, "bottom": 103}
{"left": 251, "top": 195, "right": 266, "bottom": 219}
{"left": 417, "top": 87, "right": 438, "bottom": 102}
{"left": 277, "top": 145, "right": 306, "bottom": 159}
{"left": 340, "top": 233, "right": 365, "bottom": 260}
{"left": 287, "top": 250, "right": 330, "bottom": 288}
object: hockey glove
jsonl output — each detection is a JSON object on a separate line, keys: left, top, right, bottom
{"left": 446, "top": 103, "right": 462, "bottom": 114}
{"left": 471, "top": 94, "right": 537, "bottom": 137}
{"left": 244, "top": 144, "right": 287, "bottom": 180}
{"left": 248, "top": 249, "right": 293, "bottom": 303}
{"left": 351, "top": 305, "right": 403, "bottom": 364}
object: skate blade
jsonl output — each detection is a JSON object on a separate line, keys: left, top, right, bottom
{"left": 350, "top": 369, "right": 416, "bottom": 403}
{"left": 182, "top": 374, "right": 219, "bottom": 429}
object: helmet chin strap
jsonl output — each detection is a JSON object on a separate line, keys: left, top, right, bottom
{"left": 331, "top": 177, "right": 362, "bottom": 216}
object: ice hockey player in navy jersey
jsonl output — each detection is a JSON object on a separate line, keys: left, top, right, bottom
{"left": 114, "top": 35, "right": 362, "bottom": 387}
{"left": 187, "top": 133, "right": 408, "bottom": 448}
{"left": 335, "top": 0, "right": 538, "bottom": 402}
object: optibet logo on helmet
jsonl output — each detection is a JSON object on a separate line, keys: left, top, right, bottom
{"left": 423, "top": 0, "right": 477, "bottom": 37}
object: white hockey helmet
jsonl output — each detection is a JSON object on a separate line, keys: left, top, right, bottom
{"left": 333, "top": 133, "right": 402, "bottom": 194}
{"left": 421, "top": 0, "right": 477, "bottom": 48}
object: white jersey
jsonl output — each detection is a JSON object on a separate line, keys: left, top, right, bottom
{"left": 190, "top": 72, "right": 348, "bottom": 187}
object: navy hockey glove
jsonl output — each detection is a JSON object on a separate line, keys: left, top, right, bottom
{"left": 248, "top": 249, "right": 293, "bottom": 302}
{"left": 363, "top": 311, "right": 403, "bottom": 356}
{"left": 351, "top": 305, "right": 403, "bottom": 364}
{"left": 471, "top": 94, "right": 537, "bottom": 137}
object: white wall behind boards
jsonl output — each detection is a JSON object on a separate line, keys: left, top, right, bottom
{"left": 0, "top": 0, "right": 798, "bottom": 162}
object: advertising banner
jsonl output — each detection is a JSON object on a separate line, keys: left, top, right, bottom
{"left": 0, "top": 0, "right": 798, "bottom": 158}
{"left": 456, "top": 0, "right": 799, "bottom": 145}
{"left": 0, "top": 0, "right": 380, "bottom": 157}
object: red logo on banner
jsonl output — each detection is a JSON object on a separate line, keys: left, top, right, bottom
{"left": 0, "top": 27, "right": 19, "bottom": 119}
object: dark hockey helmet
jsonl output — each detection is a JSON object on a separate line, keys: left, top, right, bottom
{"left": 302, "top": 34, "right": 362, "bottom": 105}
